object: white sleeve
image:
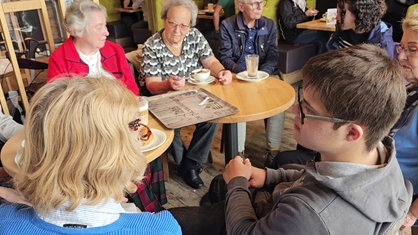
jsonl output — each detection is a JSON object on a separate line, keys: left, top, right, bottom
{"left": 0, "top": 107, "right": 23, "bottom": 142}
{"left": 132, "top": 0, "right": 143, "bottom": 10}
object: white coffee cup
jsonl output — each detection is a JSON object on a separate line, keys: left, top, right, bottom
{"left": 245, "top": 54, "right": 259, "bottom": 78}
{"left": 138, "top": 96, "right": 148, "bottom": 125}
{"left": 191, "top": 68, "right": 210, "bottom": 82}
{"left": 207, "top": 3, "right": 214, "bottom": 12}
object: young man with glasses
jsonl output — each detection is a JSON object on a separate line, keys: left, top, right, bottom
{"left": 218, "top": 0, "right": 283, "bottom": 158}
{"left": 169, "top": 44, "right": 410, "bottom": 234}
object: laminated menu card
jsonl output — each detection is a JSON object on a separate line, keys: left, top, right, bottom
{"left": 147, "top": 88, "right": 239, "bottom": 129}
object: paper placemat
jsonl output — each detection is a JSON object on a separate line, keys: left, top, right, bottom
{"left": 147, "top": 88, "right": 239, "bottom": 129}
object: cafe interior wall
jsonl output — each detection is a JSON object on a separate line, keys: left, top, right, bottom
{"left": 147, "top": 0, "right": 319, "bottom": 32}
{"left": 99, "top": 0, "right": 121, "bottom": 22}
{"left": 98, "top": 0, "right": 317, "bottom": 35}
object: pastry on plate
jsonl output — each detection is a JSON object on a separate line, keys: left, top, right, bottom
{"left": 138, "top": 124, "right": 154, "bottom": 146}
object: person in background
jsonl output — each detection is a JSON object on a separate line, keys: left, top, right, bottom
{"left": 394, "top": 9, "right": 418, "bottom": 231}
{"left": 0, "top": 108, "right": 22, "bottom": 151}
{"left": 218, "top": 0, "right": 283, "bottom": 157}
{"left": 141, "top": 0, "right": 232, "bottom": 189}
{"left": 169, "top": 44, "right": 410, "bottom": 234}
{"left": 47, "top": 0, "right": 139, "bottom": 95}
{"left": 327, "top": 0, "right": 396, "bottom": 58}
{"left": 213, "top": 0, "right": 235, "bottom": 34}
{"left": 122, "top": 0, "right": 151, "bottom": 45}
{"left": 0, "top": 107, "right": 23, "bottom": 191}
{"left": 121, "top": 0, "right": 143, "bottom": 30}
{"left": 0, "top": 77, "right": 181, "bottom": 234}
{"left": 277, "top": 0, "right": 329, "bottom": 54}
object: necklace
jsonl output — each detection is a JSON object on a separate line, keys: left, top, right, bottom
{"left": 162, "top": 31, "right": 182, "bottom": 49}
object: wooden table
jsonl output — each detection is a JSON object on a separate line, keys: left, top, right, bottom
{"left": 0, "top": 114, "right": 174, "bottom": 177}
{"left": 186, "top": 76, "right": 295, "bottom": 162}
{"left": 198, "top": 13, "right": 214, "bottom": 20}
{"left": 297, "top": 19, "right": 336, "bottom": 32}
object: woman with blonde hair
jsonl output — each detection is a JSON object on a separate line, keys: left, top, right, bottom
{"left": 395, "top": 8, "right": 418, "bottom": 231}
{"left": 0, "top": 78, "right": 181, "bottom": 234}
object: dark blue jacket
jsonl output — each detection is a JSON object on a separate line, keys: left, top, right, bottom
{"left": 327, "top": 21, "right": 396, "bottom": 58}
{"left": 219, "top": 13, "right": 279, "bottom": 74}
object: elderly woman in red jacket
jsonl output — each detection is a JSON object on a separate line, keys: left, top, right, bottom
{"left": 47, "top": 0, "right": 139, "bottom": 95}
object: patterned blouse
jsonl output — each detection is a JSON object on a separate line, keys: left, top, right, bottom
{"left": 142, "top": 28, "right": 213, "bottom": 81}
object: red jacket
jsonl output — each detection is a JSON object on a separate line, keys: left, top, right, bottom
{"left": 47, "top": 37, "right": 139, "bottom": 95}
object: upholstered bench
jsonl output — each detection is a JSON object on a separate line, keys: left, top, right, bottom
{"left": 106, "top": 21, "right": 132, "bottom": 48}
{"left": 277, "top": 42, "right": 317, "bottom": 84}
{"left": 277, "top": 42, "right": 317, "bottom": 74}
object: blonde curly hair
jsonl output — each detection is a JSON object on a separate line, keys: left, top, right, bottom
{"left": 14, "top": 77, "right": 146, "bottom": 215}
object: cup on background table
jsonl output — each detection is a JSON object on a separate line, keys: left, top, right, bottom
{"left": 207, "top": 3, "right": 214, "bottom": 12}
{"left": 138, "top": 96, "right": 149, "bottom": 125}
{"left": 245, "top": 54, "right": 259, "bottom": 78}
{"left": 323, "top": 8, "right": 337, "bottom": 25}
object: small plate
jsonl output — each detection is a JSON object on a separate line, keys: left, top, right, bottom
{"left": 236, "top": 71, "right": 269, "bottom": 82}
{"left": 187, "top": 75, "right": 215, "bottom": 85}
{"left": 140, "top": 129, "right": 167, "bottom": 152}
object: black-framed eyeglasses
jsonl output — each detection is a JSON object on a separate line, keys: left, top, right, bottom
{"left": 245, "top": 0, "right": 267, "bottom": 9}
{"left": 395, "top": 43, "right": 418, "bottom": 57}
{"left": 166, "top": 20, "right": 190, "bottom": 31}
{"left": 297, "top": 86, "right": 352, "bottom": 125}
{"left": 129, "top": 118, "right": 141, "bottom": 130}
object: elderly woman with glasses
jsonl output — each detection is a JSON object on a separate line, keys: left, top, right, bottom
{"left": 47, "top": 0, "right": 139, "bottom": 95}
{"left": 394, "top": 9, "right": 418, "bottom": 232}
{"left": 141, "top": 0, "right": 232, "bottom": 189}
{"left": 327, "top": 0, "right": 396, "bottom": 58}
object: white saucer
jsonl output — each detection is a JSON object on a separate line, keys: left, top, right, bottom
{"left": 187, "top": 76, "right": 215, "bottom": 85}
{"left": 140, "top": 129, "right": 167, "bottom": 152}
{"left": 236, "top": 71, "right": 269, "bottom": 82}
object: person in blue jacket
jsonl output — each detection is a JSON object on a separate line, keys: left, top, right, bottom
{"left": 218, "top": 0, "right": 284, "bottom": 156}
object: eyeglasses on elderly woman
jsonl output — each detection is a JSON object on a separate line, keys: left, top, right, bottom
{"left": 166, "top": 20, "right": 191, "bottom": 32}
{"left": 297, "top": 86, "right": 352, "bottom": 125}
{"left": 395, "top": 43, "right": 418, "bottom": 57}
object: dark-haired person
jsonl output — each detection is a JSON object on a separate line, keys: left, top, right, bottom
{"left": 169, "top": 44, "right": 410, "bottom": 234}
{"left": 327, "top": 0, "right": 396, "bottom": 58}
